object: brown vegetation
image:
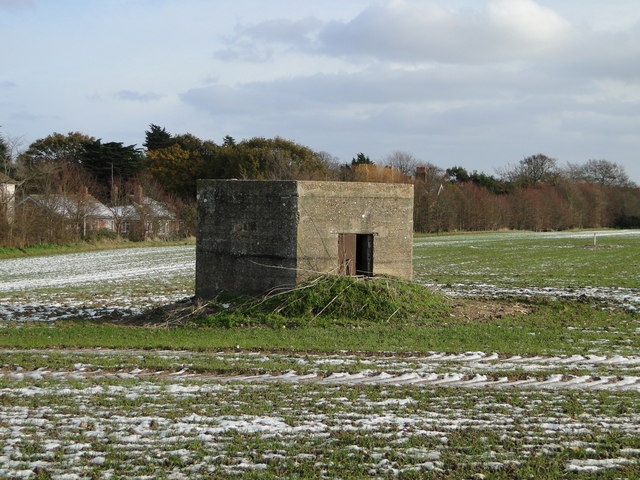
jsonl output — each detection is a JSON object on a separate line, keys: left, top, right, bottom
{"left": 1, "top": 128, "right": 638, "bottom": 248}
{"left": 413, "top": 176, "right": 640, "bottom": 233}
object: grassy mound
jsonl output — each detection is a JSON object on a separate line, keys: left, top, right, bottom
{"left": 194, "top": 275, "right": 451, "bottom": 328}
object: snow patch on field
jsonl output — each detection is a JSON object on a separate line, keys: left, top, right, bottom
{"left": 0, "top": 237, "right": 639, "bottom": 476}
{"left": 3, "top": 368, "right": 638, "bottom": 392}
{"left": 428, "top": 282, "right": 640, "bottom": 312}
{"left": 0, "top": 246, "right": 195, "bottom": 321}
{"left": 0, "top": 246, "right": 194, "bottom": 292}
{"left": 0, "top": 373, "right": 638, "bottom": 478}
{"left": 2, "top": 349, "right": 640, "bottom": 392}
{"left": 414, "top": 229, "right": 640, "bottom": 247}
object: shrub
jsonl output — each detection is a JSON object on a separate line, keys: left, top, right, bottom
{"left": 196, "top": 275, "right": 451, "bottom": 328}
{"left": 91, "top": 228, "right": 119, "bottom": 241}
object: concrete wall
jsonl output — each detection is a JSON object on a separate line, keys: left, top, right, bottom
{"left": 296, "top": 181, "right": 413, "bottom": 282}
{"left": 196, "top": 180, "right": 299, "bottom": 297}
{"left": 196, "top": 179, "right": 414, "bottom": 299}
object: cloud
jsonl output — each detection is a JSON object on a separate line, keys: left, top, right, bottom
{"left": 215, "top": 17, "right": 321, "bottom": 62}
{"left": 218, "top": 0, "right": 573, "bottom": 64}
{"left": 219, "top": 1, "right": 637, "bottom": 87}
{"left": 180, "top": 70, "right": 404, "bottom": 116}
{"left": 212, "top": 0, "right": 640, "bottom": 85}
{"left": 180, "top": 57, "right": 639, "bottom": 163}
{"left": 0, "top": 80, "right": 17, "bottom": 88}
{"left": 239, "top": 16, "right": 322, "bottom": 45}
{"left": 561, "top": 26, "right": 640, "bottom": 81}
{"left": 319, "top": 0, "right": 574, "bottom": 63}
{"left": 214, "top": 42, "right": 274, "bottom": 63}
{"left": 486, "top": 0, "right": 571, "bottom": 43}
{"left": 181, "top": 63, "right": 589, "bottom": 117}
{"left": 182, "top": 1, "right": 640, "bottom": 178}
{"left": 116, "top": 90, "right": 164, "bottom": 102}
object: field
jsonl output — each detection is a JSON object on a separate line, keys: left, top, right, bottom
{"left": 0, "top": 230, "right": 639, "bottom": 479}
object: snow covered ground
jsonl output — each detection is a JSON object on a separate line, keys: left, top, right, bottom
{"left": 0, "top": 246, "right": 194, "bottom": 293}
{"left": 4, "top": 348, "right": 640, "bottom": 392}
{"left": 3, "top": 357, "right": 640, "bottom": 392}
{"left": 1, "top": 237, "right": 639, "bottom": 477}
{"left": 1, "top": 352, "right": 639, "bottom": 478}
{"left": 431, "top": 283, "right": 640, "bottom": 312}
{"left": 0, "top": 246, "right": 195, "bottom": 321}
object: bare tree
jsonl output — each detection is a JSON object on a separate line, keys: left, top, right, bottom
{"left": 498, "top": 154, "right": 559, "bottom": 187}
{"left": 0, "top": 134, "right": 8, "bottom": 177}
{"left": 0, "top": 132, "right": 24, "bottom": 177}
{"left": 413, "top": 162, "right": 448, "bottom": 232}
{"left": 315, "top": 151, "right": 342, "bottom": 179}
{"left": 566, "top": 159, "right": 635, "bottom": 188}
{"left": 385, "top": 150, "right": 418, "bottom": 177}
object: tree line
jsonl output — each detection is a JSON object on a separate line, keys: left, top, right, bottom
{"left": 414, "top": 154, "right": 639, "bottom": 232}
{"left": 1, "top": 126, "right": 638, "bottom": 248}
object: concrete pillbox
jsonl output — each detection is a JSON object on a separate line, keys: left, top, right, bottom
{"left": 196, "top": 179, "right": 413, "bottom": 298}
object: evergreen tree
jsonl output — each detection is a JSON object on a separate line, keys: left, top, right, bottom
{"left": 446, "top": 166, "right": 470, "bottom": 183}
{"left": 143, "top": 124, "right": 174, "bottom": 151}
{"left": 222, "top": 135, "right": 236, "bottom": 147}
{"left": 351, "top": 152, "right": 373, "bottom": 165}
{"left": 81, "top": 140, "right": 143, "bottom": 186}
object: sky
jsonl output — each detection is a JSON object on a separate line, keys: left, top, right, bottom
{"left": 1, "top": 0, "right": 640, "bottom": 182}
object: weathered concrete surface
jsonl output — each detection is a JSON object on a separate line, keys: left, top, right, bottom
{"left": 296, "top": 181, "right": 413, "bottom": 282}
{"left": 196, "top": 180, "right": 413, "bottom": 298}
{"left": 196, "top": 180, "right": 298, "bottom": 298}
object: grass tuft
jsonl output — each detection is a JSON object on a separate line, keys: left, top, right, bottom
{"left": 195, "top": 275, "right": 452, "bottom": 328}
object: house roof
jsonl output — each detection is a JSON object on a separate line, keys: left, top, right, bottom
{"left": 19, "top": 194, "right": 114, "bottom": 219}
{"left": 113, "top": 196, "right": 175, "bottom": 221}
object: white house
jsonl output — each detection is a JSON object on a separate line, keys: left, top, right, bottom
{"left": 111, "top": 185, "right": 179, "bottom": 240}
{"left": 18, "top": 192, "right": 115, "bottom": 236}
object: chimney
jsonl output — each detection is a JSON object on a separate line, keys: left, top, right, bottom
{"left": 134, "top": 184, "right": 143, "bottom": 204}
{"left": 415, "top": 167, "right": 427, "bottom": 183}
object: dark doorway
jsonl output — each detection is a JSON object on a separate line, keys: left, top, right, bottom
{"left": 338, "top": 233, "right": 374, "bottom": 276}
{"left": 355, "top": 233, "right": 374, "bottom": 275}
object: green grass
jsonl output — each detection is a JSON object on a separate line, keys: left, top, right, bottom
{"left": 414, "top": 230, "right": 640, "bottom": 289}
{"left": 1, "top": 230, "right": 639, "bottom": 357}
{"left": 0, "top": 299, "right": 636, "bottom": 356}
{"left": 0, "top": 237, "right": 195, "bottom": 259}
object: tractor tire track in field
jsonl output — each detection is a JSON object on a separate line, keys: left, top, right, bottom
{"left": 3, "top": 369, "right": 640, "bottom": 392}
{"left": 3, "top": 348, "right": 640, "bottom": 392}
{"left": 225, "top": 370, "right": 640, "bottom": 391}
